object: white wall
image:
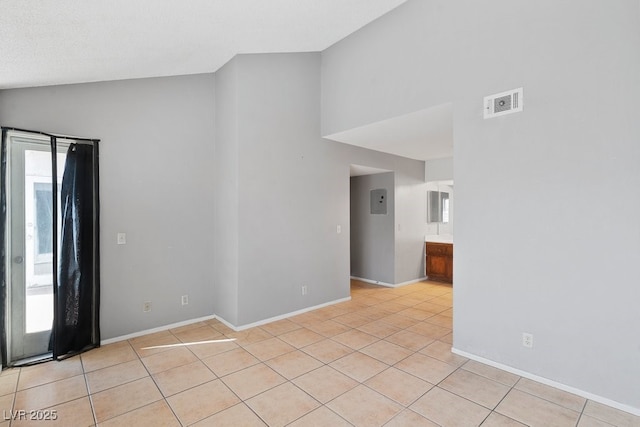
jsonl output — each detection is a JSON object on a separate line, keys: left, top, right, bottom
{"left": 321, "top": 0, "right": 640, "bottom": 411}
{"left": 350, "top": 172, "right": 395, "bottom": 284}
{"left": 0, "top": 75, "right": 216, "bottom": 339}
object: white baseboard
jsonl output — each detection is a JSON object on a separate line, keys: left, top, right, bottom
{"left": 451, "top": 347, "right": 640, "bottom": 417}
{"left": 101, "top": 314, "right": 216, "bottom": 345}
{"left": 350, "top": 276, "right": 428, "bottom": 288}
{"left": 101, "top": 296, "right": 352, "bottom": 344}
{"left": 217, "top": 296, "right": 352, "bottom": 332}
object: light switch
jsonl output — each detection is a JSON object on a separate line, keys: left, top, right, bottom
{"left": 117, "top": 233, "right": 127, "bottom": 245}
{"left": 337, "top": 225, "right": 341, "bottom": 234}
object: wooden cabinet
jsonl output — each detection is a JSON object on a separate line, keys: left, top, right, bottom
{"left": 426, "top": 242, "right": 453, "bottom": 283}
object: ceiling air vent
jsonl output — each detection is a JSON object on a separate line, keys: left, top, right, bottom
{"left": 484, "top": 87, "right": 523, "bottom": 119}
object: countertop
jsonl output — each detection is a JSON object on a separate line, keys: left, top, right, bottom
{"left": 425, "top": 235, "right": 453, "bottom": 244}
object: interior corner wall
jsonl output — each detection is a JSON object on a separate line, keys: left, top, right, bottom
{"left": 213, "top": 58, "right": 240, "bottom": 326}
{"left": 321, "top": 0, "right": 640, "bottom": 411}
{"left": 0, "top": 74, "right": 216, "bottom": 339}
{"left": 350, "top": 172, "right": 395, "bottom": 284}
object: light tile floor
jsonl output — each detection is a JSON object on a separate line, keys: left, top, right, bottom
{"left": 0, "top": 280, "right": 638, "bottom": 426}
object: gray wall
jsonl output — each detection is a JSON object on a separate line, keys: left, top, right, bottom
{"left": 214, "top": 52, "right": 428, "bottom": 326}
{"left": 350, "top": 172, "right": 395, "bottom": 284}
{"left": 0, "top": 75, "right": 216, "bottom": 339}
{"left": 322, "top": 0, "right": 640, "bottom": 411}
{"left": 213, "top": 58, "right": 239, "bottom": 325}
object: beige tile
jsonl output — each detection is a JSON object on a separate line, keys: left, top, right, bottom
{"left": 385, "top": 409, "right": 440, "bottom": 427}
{"left": 221, "top": 363, "right": 286, "bottom": 400}
{"left": 265, "top": 350, "right": 323, "bottom": 380}
{"left": 481, "top": 412, "right": 528, "bottom": 426}
{"left": 259, "top": 318, "right": 301, "bottom": 336}
{"left": 243, "top": 337, "right": 295, "bottom": 361}
{"left": 0, "top": 371, "right": 19, "bottom": 396}
{"left": 582, "top": 400, "right": 640, "bottom": 427}
{"left": 99, "top": 400, "right": 180, "bottom": 427}
{"left": 360, "top": 340, "right": 413, "bottom": 365}
{"left": 330, "top": 352, "right": 388, "bottom": 382}
{"left": 462, "top": 360, "right": 520, "bottom": 387}
{"left": 420, "top": 340, "right": 468, "bottom": 366}
{"left": 379, "top": 313, "right": 419, "bottom": 329}
{"left": 576, "top": 414, "right": 617, "bottom": 427}
{"left": 411, "top": 387, "right": 491, "bottom": 427}
{"left": 172, "top": 325, "right": 223, "bottom": 343}
{"left": 201, "top": 347, "right": 260, "bottom": 377}
{"left": 393, "top": 296, "right": 425, "bottom": 307}
{"left": 366, "top": 367, "right": 434, "bottom": 406}
{"left": 356, "top": 319, "right": 401, "bottom": 338}
{"left": 246, "top": 382, "right": 320, "bottom": 426}
{"left": 140, "top": 346, "right": 197, "bottom": 374}
{"left": 385, "top": 330, "right": 435, "bottom": 352}
{"left": 188, "top": 339, "right": 239, "bottom": 359}
{"left": 277, "top": 328, "right": 324, "bottom": 348}
{"left": 14, "top": 375, "right": 87, "bottom": 411}
{"left": 292, "top": 365, "right": 358, "bottom": 403}
{"left": 424, "top": 314, "right": 453, "bottom": 329}
{"left": 415, "top": 301, "right": 450, "bottom": 314}
{"left": 81, "top": 341, "right": 138, "bottom": 372}
{"left": 227, "top": 327, "right": 273, "bottom": 346}
{"left": 406, "top": 321, "right": 451, "bottom": 339}
{"left": 288, "top": 406, "right": 351, "bottom": 427}
{"left": 130, "top": 333, "right": 182, "bottom": 358}
{"left": 85, "top": 359, "right": 148, "bottom": 394}
{"left": 439, "top": 369, "right": 510, "bottom": 409}
{"left": 91, "top": 377, "right": 162, "bottom": 422}
{"left": 191, "top": 403, "right": 267, "bottom": 427}
{"left": 152, "top": 360, "right": 216, "bottom": 397}
{"left": 167, "top": 379, "right": 240, "bottom": 425}
{"left": 495, "top": 389, "right": 580, "bottom": 427}
{"left": 398, "top": 307, "right": 434, "bottom": 321}
{"left": 0, "top": 394, "right": 14, "bottom": 417}
{"left": 395, "top": 353, "right": 457, "bottom": 384}
{"left": 304, "top": 320, "right": 351, "bottom": 337}
{"left": 17, "top": 357, "right": 83, "bottom": 390}
{"left": 440, "top": 332, "right": 454, "bottom": 344}
{"left": 11, "top": 396, "right": 94, "bottom": 427}
{"left": 332, "top": 313, "right": 371, "bottom": 328}
{"left": 327, "top": 384, "right": 403, "bottom": 426}
{"left": 515, "top": 378, "right": 586, "bottom": 412}
{"left": 301, "top": 339, "right": 353, "bottom": 363}
{"left": 332, "top": 329, "right": 379, "bottom": 350}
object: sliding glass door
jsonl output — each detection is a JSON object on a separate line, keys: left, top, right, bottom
{"left": 6, "top": 135, "right": 68, "bottom": 362}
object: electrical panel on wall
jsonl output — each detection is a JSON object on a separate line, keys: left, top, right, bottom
{"left": 484, "top": 87, "right": 523, "bottom": 119}
{"left": 370, "top": 189, "right": 387, "bottom": 215}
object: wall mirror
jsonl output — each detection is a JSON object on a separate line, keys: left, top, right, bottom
{"left": 427, "top": 190, "right": 450, "bottom": 223}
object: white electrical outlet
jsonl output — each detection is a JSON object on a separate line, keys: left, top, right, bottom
{"left": 143, "top": 301, "right": 151, "bottom": 312}
{"left": 301, "top": 285, "right": 308, "bottom": 295}
{"left": 181, "top": 295, "right": 189, "bottom": 305}
{"left": 117, "top": 232, "right": 127, "bottom": 245}
{"left": 522, "top": 332, "right": 533, "bottom": 348}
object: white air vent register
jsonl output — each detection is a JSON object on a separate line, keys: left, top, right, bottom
{"left": 484, "top": 87, "right": 523, "bottom": 119}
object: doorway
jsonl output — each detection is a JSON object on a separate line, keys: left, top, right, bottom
{"left": 1, "top": 128, "right": 101, "bottom": 366}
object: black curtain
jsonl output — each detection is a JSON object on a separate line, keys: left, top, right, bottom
{"left": 51, "top": 142, "right": 100, "bottom": 359}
